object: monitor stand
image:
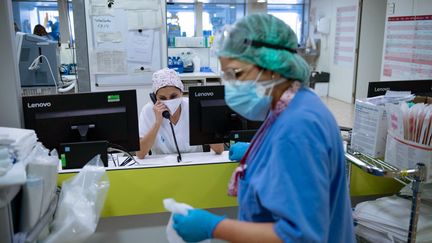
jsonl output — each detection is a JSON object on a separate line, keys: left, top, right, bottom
{"left": 71, "top": 124, "right": 95, "bottom": 141}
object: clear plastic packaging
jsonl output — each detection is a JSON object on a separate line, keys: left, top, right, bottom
{"left": 42, "top": 155, "right": 109, "bottom": 243}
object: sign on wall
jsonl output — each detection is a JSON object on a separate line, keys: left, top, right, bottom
{"left": 382, "top": 15, "right": 432, "bottom": 80}
{"left": 333, "top": 5, "right": 358, "bottom": 66}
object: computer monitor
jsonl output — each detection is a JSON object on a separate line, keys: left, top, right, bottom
{"left": 16, "top": 32, "right": 60, "bottom": 87}
{"left": 22, "top": 90, "right": 140, "bottom": 154}
{"left": 367, "top": 80, "right": 432, "bottom": 98}
{"left": 189, "top": 85, "right": 262, "bottom": 145}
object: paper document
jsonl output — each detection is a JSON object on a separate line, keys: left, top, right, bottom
{"left": 127, "top": 10, "right": 162, "bottom": 30}
{"left": 127, "top": 30, "right": 154, "bottom": 63}
{"left": 120, "top": 0, "right": 159, "bottom": 10}
{"left": 93, "top": 16, "right": 116, "bottom": 33}
{"left": 90, "top": 0, "right": 106, "bottom": 6}
{"left": 96, "top": 32, "right": 122, "bottom": 43}
{"left": 95, "top": 50, "right": 127, "bottom": 73}
{"left": 90, "top": 6, "right": 114, "bottom": 16}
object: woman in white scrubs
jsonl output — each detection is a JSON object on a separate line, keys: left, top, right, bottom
{"left": 136, "top": 68, "right": 224, "bottom": 159}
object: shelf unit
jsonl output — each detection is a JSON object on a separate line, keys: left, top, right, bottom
{"left": 345, "top": 149, "right": 427, "bottom": 243}
{"left": 178, "top": 72, "right": 221, "bottom": 94}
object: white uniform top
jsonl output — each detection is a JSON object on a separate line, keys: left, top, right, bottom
{"left": 138, "top": 97, "right": 202, "bottom": 155}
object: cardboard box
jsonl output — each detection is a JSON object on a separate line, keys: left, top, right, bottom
{"left": 351, "top": 100, "right": 388, "bottom": 158}
{"left": 385, "top": 132, "right": 432, "bottom": 183}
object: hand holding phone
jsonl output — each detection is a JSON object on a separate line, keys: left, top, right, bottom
{"left": 150, "top": 93, "right": 170, "bottom": 120}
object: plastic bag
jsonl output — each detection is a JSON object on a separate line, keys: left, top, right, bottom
{"left": 0, "top": 147, "right": 13, "bottom": 176}
{"left": 42, "top": 155, "right": 109, "bottom": 243}
{"left": 163, "top": 198, "right": 211, "bottom": 243}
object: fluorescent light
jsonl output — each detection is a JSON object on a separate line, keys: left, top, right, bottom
{"left": 230, "top": 5, "right": 235, "bottom": 9}
{"left": 257, "top": 0, "right": 267, "bottom": 3}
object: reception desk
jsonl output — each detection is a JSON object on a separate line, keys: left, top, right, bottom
{"left": 58, "top": 151, "right": 238, "bottom": 217}
{"left": 58, "top": 150, "right": 404, "bottom": 218}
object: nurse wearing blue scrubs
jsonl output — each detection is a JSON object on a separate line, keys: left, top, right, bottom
{"left": 172, "top": 14, "right": 355, "bottom": 243}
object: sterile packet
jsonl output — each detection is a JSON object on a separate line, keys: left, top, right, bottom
{"left": 163, "top": 198, "right": 211, "bottom": 243}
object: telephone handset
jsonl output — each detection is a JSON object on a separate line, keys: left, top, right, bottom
{"left": 149, "top": 92, "right": 182, "bottom": 162}
{"left": 149, "top": 93, "right": 170, "bottom": 119}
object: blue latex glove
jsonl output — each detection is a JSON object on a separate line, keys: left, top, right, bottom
{"left": 173, "top": 209, "right": 225, "bottom": 242}
{"left": 229, "top": 142, "right": 250, "bottom": 161}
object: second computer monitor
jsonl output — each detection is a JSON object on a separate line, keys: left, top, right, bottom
{"left": 189, "top": 85, "right": 262, "bottom": 145}
{"left": 17, "top": 32, "right": 60, "bottom": 87}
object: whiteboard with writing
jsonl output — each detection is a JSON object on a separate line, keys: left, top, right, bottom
{"left": 85, "top": 0, "right": 167, "bottom": 87}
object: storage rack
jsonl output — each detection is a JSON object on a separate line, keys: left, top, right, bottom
{"left": 345, "top": 150, "right": 427, "bottom": 243}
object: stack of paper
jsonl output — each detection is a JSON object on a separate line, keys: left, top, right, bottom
{"left": 387, "top": 102, "right": 432, "bottom": 146}
{"left": 0, "top": 127, "right": 38, "bottom": 161}
{"left": 353, "top": 196, "right": 432, "bottom": 242}
{"left": 364, "top": 91, "right": 414, "bottom": 106}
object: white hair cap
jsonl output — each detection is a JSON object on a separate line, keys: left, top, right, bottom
{"left": 152, "top": 68, "right": 184, "bottom": 93}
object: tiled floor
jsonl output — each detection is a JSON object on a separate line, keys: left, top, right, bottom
{"left": 321, "top": 96, "right": 355, "bottom": 128}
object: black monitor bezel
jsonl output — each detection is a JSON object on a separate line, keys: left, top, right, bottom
{"left": 189, "top": 85, "right": 262, "bottom": 145}
{"left": 22, "top": 90, "right": 140, "bottom": 153}
{"left": 367, "top": 80, "right": 432, "bottom": 98}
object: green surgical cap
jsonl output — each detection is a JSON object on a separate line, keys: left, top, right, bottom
{"left": 215, "top": 13, "right": 310, "bottom": 84}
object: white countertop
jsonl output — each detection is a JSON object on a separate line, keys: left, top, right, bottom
{"left": 59, "top": 151, "right": 233, "bottom": 173}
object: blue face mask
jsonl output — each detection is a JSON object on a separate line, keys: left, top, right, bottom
{"left": 224, "top": 71, "right": 286, "bottom": 121}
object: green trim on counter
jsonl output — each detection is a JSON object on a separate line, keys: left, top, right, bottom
{"left": 58, "top": 162, "right": 239, "bottom": 217}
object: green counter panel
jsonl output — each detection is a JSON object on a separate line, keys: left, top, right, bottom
{"left": 58, "top": 162, "right": 239, "bottom": 217}
{"left": 58, "top": 160, "right": 404, "bottom": 218}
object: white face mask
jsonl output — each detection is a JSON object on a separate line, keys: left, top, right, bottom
{"left": 162, "top": 98, "right": 182, "bottom": 115}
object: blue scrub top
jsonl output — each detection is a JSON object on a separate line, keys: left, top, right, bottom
{"left": 238, "top": 88, "right": 355, "bottom": 243}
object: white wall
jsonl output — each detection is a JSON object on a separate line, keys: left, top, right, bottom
{"left": 310, "top": 0, "right": 333, "bottom": 73}
{"left": 0, "top": 0, "right": 23, "bottom": 128}
{"left": 311, "top": 0, "right": 360, "bottom": 103}
{"left": 354, "top": 0, "right": 387, "bottom": 99}
{"left": 311, "top": 0, "right": 392, "bottom": 102}
{"left": 311, "top": 0, "right": 358, "bottom": 103}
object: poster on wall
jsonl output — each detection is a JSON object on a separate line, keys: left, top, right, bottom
{"left": 333, "top": 5, "right": 358, "bottom": 66}
{"left": 382, "top": 15, "right": 432, "bottom": 80}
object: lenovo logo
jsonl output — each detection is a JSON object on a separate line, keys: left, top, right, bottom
{"left": 374, "top": 87, "right": 390, "bottom": 92}
{"left": 27, "top": 102, "right": 52, "bottom": 108}
{"left": 194, "top": 92, "right": 214, "bottom": 97}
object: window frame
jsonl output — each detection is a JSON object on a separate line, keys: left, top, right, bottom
{"left": 267, "top": 2, "right": 308, "bottom": 45}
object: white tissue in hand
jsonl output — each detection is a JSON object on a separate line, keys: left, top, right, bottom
{"left": 163, "top": 198, "right": 211, "bottom": 243}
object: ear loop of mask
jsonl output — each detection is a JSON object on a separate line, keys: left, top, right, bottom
{"left": 255, "top": 72, "right": 287, "bottom": 97}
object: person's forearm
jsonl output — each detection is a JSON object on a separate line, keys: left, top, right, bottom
{"left": 209, "top": 144, "right": 224, "bottom": 154}
{"left": 213, "top": 219, "right": 282, "bottom": 243}
{"left": 136, "top": 124, "right": 160, "bottom": 159}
